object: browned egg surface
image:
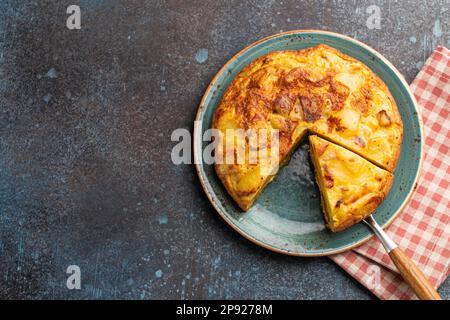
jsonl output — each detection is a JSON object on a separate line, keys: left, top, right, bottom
{"left": 212, "top": 44, "right": 402, "bottom": 223}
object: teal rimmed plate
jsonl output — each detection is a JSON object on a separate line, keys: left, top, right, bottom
{"left": 193, "top": 30, "right": 423, "bottom": 256}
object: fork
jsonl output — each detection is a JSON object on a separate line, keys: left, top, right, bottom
{"left": 363, "top": 215, "right": 442, "bottom": 300}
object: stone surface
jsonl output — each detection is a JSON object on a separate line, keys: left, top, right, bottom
{"left": 0, "top": 0, "right": 448, "bottom": 299}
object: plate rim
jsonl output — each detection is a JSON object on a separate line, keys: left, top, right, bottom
{"left": 193, "top": 29, "right": 424, "bottom": 257}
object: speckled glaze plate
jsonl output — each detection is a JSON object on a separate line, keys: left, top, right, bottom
{"left": 193, "top": 30, "right": 423, "bottom": 256}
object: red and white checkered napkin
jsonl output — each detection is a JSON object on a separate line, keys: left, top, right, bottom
{"left": 330, "top": 46, "right": 450, "bottom": 300}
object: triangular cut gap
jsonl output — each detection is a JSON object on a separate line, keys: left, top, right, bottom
{"left": 309, "top": 135, "right": 394, "bottom": 232}
{"left": 234, "top": 128, "right": 309, "bottom": 211}
{"left": 306, "top": 129, "right": 393, "bottom": 173}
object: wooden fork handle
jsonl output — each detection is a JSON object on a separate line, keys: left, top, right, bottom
{"left": 389, "top": 248, "right": 442, "bottom": 300}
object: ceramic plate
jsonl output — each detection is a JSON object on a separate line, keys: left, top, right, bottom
{"left": 193, "top": 30, "right": 423, "bottom": 256}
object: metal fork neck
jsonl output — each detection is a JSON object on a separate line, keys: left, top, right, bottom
{"left": 363, "top": 216, "right": 398, "bottom": 253}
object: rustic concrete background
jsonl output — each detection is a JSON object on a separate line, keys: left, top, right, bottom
{"left": 0, "top": 0, "right": 448, "bottom": 299}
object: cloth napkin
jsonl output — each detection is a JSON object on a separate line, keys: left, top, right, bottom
{"left": 330, "top": 46, "right": 450, "bottom": 300}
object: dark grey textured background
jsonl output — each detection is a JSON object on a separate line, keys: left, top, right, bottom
{"left": 0, "top": 0, "right": 448, "bottom": 299}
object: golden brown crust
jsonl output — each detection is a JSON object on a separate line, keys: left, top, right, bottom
{"left": 212, "top": 44, "right": 402, "bottom": 215}
{"left": 309, "top": 135, "right": 394, "bottom": 232}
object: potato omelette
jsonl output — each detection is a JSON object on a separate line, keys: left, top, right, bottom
{"left": 212, "top": 44, "right": 403, "bottom": 231}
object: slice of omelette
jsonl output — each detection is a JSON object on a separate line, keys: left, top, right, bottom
{"left": 309, "top": 135, "right": 393, "bottom": 232}
{"left": 212, "top": 44, "right": 402, "bottom": 214}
